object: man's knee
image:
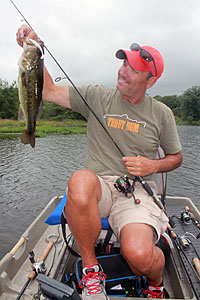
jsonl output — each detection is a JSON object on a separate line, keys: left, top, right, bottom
{"left": 67, "top": 169, "right": 101, "bottom": 206}
{"left": 122, "top": 242, "right": 154, "bottom": 272}
{"left": 120, "top": 224, "right": 156, "bottom": 274}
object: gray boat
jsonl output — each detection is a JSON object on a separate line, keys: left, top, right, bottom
{"left": 0, "top": 193, "right": 200, "bottom": 300}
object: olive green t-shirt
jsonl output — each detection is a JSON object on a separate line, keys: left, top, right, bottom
{"left": 69, "top": 85, "right": 181, "bottom": 179}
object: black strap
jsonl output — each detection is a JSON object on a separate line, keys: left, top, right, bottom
{"left": 61, "top": 213, "right": 114, "bottom": 257}
{"left": 61, "top": 213, "right": 81, "bottom": 258}
{"left": 95, "top": 227, "right": 114, "bottom": 256}
{"left": 101, "top": 227, "right": 113, "bottom": 249}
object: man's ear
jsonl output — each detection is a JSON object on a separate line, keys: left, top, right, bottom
{"left": 146, "top": 76, "right": 157, "bottom": 89}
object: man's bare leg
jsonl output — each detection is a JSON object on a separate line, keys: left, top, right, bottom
{"left": 120, "top": 223, "right": 165, "bottom": 286}
{"left": 64, "top": 169, "right": 102, "bottom": 267}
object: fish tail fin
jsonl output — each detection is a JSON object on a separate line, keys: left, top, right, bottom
{"left": 21, "top": 130, "right": 36, "bottom": 148}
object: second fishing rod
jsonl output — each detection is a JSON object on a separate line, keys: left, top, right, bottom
{"left": 10, "top": 0, "right": 168, "bottom": 220}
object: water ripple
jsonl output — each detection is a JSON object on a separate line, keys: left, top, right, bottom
{"left": 0, "top": 127, "right": 200, "bottom": 259}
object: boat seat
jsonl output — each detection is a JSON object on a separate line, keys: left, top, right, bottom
{"left": 45, "top": 191, "right": 171, "bottom": 256}
{"left": 45, "top": 192, "right": 110, "bottom": 229}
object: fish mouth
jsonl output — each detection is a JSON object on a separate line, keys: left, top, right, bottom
{"left": 26, "top": 39, "right": 45, "bottom": 59}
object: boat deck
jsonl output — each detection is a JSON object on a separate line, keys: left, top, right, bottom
{"left": 0, "top": 196, "right": 199, "bottom": 300}
{"left": 166, "top": 203, "right": 200, "bottom": 300}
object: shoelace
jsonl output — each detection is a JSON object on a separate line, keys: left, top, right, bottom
{"left": 79, "top": 271, "right": 106, "bottom": 295}
{"left": 142, "top": 289, "right": 165, "bottom": 298}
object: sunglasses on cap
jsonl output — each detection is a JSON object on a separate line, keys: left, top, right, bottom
{"left": 130, "top": 43, "right": 157, "bottom": 77}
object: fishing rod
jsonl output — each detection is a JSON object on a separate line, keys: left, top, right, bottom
{"left": 168, "top": 229, "right": 200, "bottom": 300}
{"left": 10, "top": 0, "right": 124, "bottom": 157}
{"left": 10, "top": 0, "right": 167, "bottom": 217}
{"left": 16, "top": 241, "right": 53, "bottom": 300}
{"left": 185, "top": 206, "right": 200, "bottom": 230}
{"left": 169, "top": 230, "right": 200, "bottom": 281}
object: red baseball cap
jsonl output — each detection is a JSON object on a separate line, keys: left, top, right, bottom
{"left": 115, "top": 44, "right": 164, "bottom": 79}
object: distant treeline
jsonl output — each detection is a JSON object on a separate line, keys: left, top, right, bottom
{"left": 0, "top": 79, "right": 200, "bottom": 124}
{"left": 0, "top": 79, "right": 84, "bottom": 121}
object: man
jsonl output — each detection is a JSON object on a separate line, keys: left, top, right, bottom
{"left": 17, "top": 25, "right": 182, "bottom": 299}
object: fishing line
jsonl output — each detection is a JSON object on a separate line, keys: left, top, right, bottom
{"left": 10, "top": 0, "right": 168, "bottom": 217}
{"left": 10, "top": 0, "right": 123, "bottom": 155}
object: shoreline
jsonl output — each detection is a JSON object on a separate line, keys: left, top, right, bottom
{"left": 0, "top": 119, "right": 199, "bottom": 139}
{"left": 0, "top": 119, "right": 87, "bottom": 138}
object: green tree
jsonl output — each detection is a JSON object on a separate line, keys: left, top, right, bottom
{"left": 0, "top": 79, "right": 84, "bottom": 121}
{"left": 1, "top": 78, "right": 200, "bottom": 123}
{"left": 179, "top": 86, "right": 200, "bottom": 122}
{"left": 42, "top": 101, "right": 85, "bottom": 120}
{"left": 154, "top": 94, "right": 181, "bottom": 114}
{"left": 0, "top": 80, "right": 19, "bottom": 119}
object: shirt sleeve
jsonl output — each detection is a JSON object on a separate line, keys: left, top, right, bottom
{"left": 159, "top": 107, "right": 182, "bottom": 154}
{"left": 69, "top": 85, "right": 103, "bottom": 119}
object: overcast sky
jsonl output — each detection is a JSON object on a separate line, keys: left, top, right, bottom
{"left": 1, "top": 0, "right": 200, "bottom": 97}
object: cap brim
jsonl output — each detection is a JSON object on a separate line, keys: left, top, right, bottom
{"left": 115, "top": 49, "right": 127, "bottom": 60}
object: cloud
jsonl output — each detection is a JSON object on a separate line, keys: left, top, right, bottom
{"left": 1, "top": 0, "right": 200, "bottom": 96}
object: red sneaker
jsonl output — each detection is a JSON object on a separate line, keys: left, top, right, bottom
{"left": 79, "top": 264, "right": 110, "bottom": 300}
{"left": 141, "top": 285, "right": 169, "bottom": 298}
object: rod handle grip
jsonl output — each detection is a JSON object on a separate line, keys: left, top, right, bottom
{"left": 28, "top": 270, "right": 36, "bottom": 280}
{"left": 10, "top": 237, "right": 26, "bottom": 255}
{"left": 184, "top": 205, "right": 190, "bottom": 211}
{"left": 137, "top": 176, "right": 153, "bottom": 196}
{"left": 193, "top": 257, "right": 200, "bottom": 277}
{"left": 170, "top": 231, "right": 177, "bottom": 239}
{"left": 40, "top": 240, "right": 54, "bottom": 261}
{"left": 142, "top": 182, "right": 154, "bottom": 196}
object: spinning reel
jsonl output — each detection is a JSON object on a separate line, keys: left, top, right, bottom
{"left": 114, "top": 175, "right": 140, "bottom": 204}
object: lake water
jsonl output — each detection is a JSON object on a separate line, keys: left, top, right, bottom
{"left": 0, "top": 125, "right": 200, "bottom": 260}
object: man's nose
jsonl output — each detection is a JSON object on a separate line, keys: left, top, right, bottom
{"left": 119, "top": 65, "right": 126, "bottom": 76}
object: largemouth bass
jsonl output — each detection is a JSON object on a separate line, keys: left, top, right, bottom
{"left": 18, "top": 38, "right": 44, "bottom": 148}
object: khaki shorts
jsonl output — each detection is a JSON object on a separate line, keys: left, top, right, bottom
{"left": 97, "top": 175, "right": 169, "bottom": 244}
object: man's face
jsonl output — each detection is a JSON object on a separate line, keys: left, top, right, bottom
{"left": 116, "top": 59, "right": 152, "bottom": 100}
